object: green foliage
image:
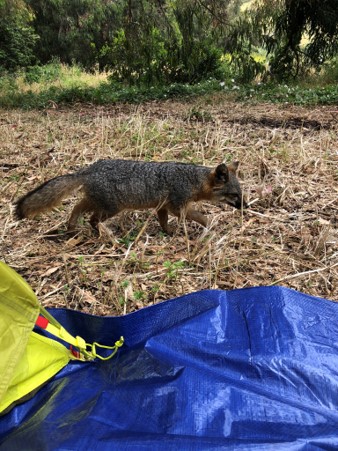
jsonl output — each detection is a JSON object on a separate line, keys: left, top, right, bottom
{"left": 0, "top": 0, "right": 38, "bottom": 70}
{"left": 104, "top": 0, "right": 230, "bottom": 86}
{"left": 134, "top": 290, "right": 146, "bottom": 301}
{"left": 237, "top": 0, "right": 338, "bottom": 80}
{"left": 20, "top": 0, "right": 234, "bottom": 85}
{"left": 27, "top": 0, "right": 120, "bottom": 69}
{"left": 107, "top": 25, "right": 169, "bottom": 85}
{"left": 1, "top": 0, "right": 337, "bottom": 86}
{"left": 0, "top": 73, "right": 17, "bottom": 96}
{"left": 237, "top": 82, "right": 338, "bottom": 105}
{"left": 229, "top": 50, "right": 266, "bottom": 83}
{"left": 321, "top": 57, "right": 338, "bottom": 84}
{"left": 24, "top": 59, "right": 62, "bottom": 84}
{"left": 0, "top": 62, "right": 336, "bottom": 109}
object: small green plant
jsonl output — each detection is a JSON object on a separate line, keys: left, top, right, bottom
{"left": 134, "top": 290, "right": 147, "bottom": 301}
{"left": 186, "top": 107, "right": 213, "bottom": 123}
{"left": 118, "top": 231, "right": 138, "bottom": 247}
{"left": 151, "top": 284, "right": 160, "bottom": 294}
{"left": 62, "top": 284, "right": 70, "bottom": 295}
{"left": 163, "top": 260, "right": 186, "bottom": 280}
{"left": 118, "top": 295, "right": 125, "bottom": 306}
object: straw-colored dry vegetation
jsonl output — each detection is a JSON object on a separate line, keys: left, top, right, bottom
{"left": 1, "top": 96, "right": 337, "bottom": 315}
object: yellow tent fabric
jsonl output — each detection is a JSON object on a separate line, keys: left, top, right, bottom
{"left": 0, "top": 262, "right": 123, "bottom": 414}
{"left": 0, "top": 262, "right": 70, "bottom": 414}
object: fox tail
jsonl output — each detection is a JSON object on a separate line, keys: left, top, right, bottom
{"left": 15, "top": 173, "right": 84, "bottom": 219}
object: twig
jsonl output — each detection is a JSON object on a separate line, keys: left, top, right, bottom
{"left": 41, "top": 285, "right": 65, "bottom": 300}
{"left": 270, "top": 262, "right": 338, "bottom": 286}
{"left": 247, "top": 198, "right": 260, "bottom": 207}
{"left": 0, "top": 216, "right": 10, "bottom": 243}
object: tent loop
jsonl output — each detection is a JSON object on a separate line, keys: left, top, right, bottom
{"left": 36, "top": 308, "right": 124, "bottom": 362}
{"left": 88, "top": 337, "right": 125, "bottom": 361}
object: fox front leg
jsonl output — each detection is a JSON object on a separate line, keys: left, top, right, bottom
{"left": 185, "top": 208, "right": 208, "bottom": 228}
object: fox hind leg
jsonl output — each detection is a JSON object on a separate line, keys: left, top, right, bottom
{"left": 90, "top": 206, "right": 121, "bottom": 230}
{"left": 89, "top": 211, "right": 109, "bottom": 229}
{"left": 157, "top": 208, "right": 173, "bottom": 235}
{"left": 67, "top": 197, "right": 95, "bottom": 231}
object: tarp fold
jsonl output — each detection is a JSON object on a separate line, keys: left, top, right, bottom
{"left": 1, "top": 273, "right": 337, "bottom": 449}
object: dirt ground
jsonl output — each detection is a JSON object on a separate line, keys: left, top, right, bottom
{"left": 1, "top": 95, "right": 337, "bottom": 315}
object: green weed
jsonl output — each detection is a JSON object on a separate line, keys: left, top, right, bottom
{"left": 163, "top": 260, "right": 186, "bottom": 280}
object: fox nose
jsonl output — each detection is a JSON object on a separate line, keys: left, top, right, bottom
{"left": 235, "top": 199, "right": 248, "bottom": 209}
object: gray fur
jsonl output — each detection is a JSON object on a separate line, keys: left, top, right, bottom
{"left": 15, "top": 159, "right": 246, "bottom": 234}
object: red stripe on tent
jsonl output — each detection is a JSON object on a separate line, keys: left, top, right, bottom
{"left": 70, "top": 346, "right": 81, "bottom": 358}
{"left": 36, "top": 315, "right": 49, "bottom": 329}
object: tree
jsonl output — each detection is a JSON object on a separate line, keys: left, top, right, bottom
{"left": 27, "top": 0, "right": 121, "bottom": 69}
{"left": 247, "top": 0, "right": 338, "bottom": 79}
{"left": 0, "top": 0, "right": 38, "bottom": 70}
{"left": 108, "top": 0, "right": 231, "bottom": 85}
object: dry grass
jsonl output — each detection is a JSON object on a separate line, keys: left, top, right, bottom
{"left": 1, "top": 97, "right": 337, "bottom": 315}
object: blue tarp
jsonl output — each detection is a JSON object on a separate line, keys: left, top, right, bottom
{"left": 0, "top": 286, "right": 338, "bottom": 450}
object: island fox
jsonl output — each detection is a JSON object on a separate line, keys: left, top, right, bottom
{"left": 15, "top": 159, "right": 247, "bottom": 234}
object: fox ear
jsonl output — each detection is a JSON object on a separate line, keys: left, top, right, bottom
{"left": 228, "top": 161, "right": 239, "bottom": 173}
{"left": 214, "top": 163, "right": 229, "bottom": 183}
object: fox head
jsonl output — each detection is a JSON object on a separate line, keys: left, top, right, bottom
{"left": 209, "top": 161, "right": 247, "bottom": 209}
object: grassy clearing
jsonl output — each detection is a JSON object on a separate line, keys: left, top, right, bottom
{"left": 0, "top": 62, "right": 337, "bottom": 109}
{"left": 0, "top": 99, "right": 337, "bottom": 315}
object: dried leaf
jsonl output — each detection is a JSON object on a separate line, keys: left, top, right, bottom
{"left": 77, "top": 288, "right": 98, "bottom": 305}
{"left": 41, "top": 266, "right": 61, "bottom": 277}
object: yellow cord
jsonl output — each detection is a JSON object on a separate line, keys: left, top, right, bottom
{"left": 39, "top": 305, "right": 124, "bottom": 361}
{"left": 90, "top": 337, "right": 125, "bottom": 361}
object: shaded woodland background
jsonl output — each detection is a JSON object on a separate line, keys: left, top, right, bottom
{"left": 1, "top": 0, "right": 337, "bottom": 84}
